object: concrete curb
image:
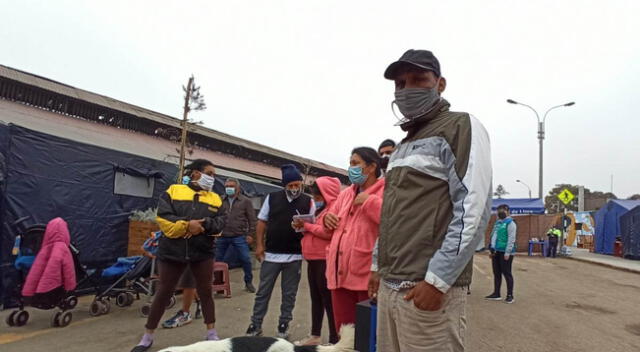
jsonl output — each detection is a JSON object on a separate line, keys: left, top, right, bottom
{"left": 565, "top": 256, "right": 640, "bottom": 275}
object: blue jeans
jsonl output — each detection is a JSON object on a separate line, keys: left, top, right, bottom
{"left": 216, "top": 236, "right": 253, "bottom": 284}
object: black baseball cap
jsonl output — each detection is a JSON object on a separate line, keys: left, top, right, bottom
{"left": 384, "top": 49, "right": 441, "bottom": 79}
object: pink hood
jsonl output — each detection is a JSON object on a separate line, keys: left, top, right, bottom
{"left": 22, "top": 218, "right": 76, "bottom": 296}
{"left": 302, "top": 177, "right": 342, "bottom": 260}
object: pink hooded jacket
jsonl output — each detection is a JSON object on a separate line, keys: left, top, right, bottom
{"left": 22, "top": 218, "right": 76, "bottom": 296}
{"left": 301, "top": 177, "right": 341, "bottom": 260}
{"left": 326, "top": 177, "right": 385, "bottom": 291}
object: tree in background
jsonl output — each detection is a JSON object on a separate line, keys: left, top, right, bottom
{"left": 545, "top": 184, "right": 617, "bottom": 213}
{"left": 628, "top": 194, "right": 640, "bottom": 201}
{"left": 494, "top": 184, "right": 509, "bottom": 198}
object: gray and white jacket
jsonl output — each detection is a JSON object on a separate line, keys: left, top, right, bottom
{"left": 373, "top": 99, "right": 493, "bottom": 293}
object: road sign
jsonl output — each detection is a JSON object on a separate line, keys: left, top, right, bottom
{"left": 558, "top": 188, "right": 575, "bottom": 205}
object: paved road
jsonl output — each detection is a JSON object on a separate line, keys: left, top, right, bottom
{"left": 2, "top": 254, "right": 640, "bottom": 351}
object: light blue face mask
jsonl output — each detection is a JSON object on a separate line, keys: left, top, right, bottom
{"left": 182, "top": 176, "right": 191, "bottom": 185}
{"left": 348, "top": 166, "right": 368, "bottom": 185}
{"left": 314, "top": 200, "right": 325, "bottom": 209}
{"left": 225, "top": 187, "right": 236, "bottom": 196}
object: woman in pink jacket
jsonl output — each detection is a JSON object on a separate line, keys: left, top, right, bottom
{"left": 292, "top": 176, "right": 341, "bottom": 345}
{"left": 324, "top": 147, "right": 384, "bottom": 331}
{"left": 22, "top": 217, "right": 76, "bottom": 301}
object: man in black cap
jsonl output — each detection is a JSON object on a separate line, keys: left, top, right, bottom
{"left": 369, "top": 50, "right": 493, "bottom": 351}
{"left": 378, "top": 139, "right": 396, "bottom": 174}
{"left": 245, "top": 164, "right": 315, "bottom": 340}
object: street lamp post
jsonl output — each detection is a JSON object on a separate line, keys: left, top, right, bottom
{"left": 516, "top": 179, "right": 532, "bottom": 199}
{"left": 507, "top": 99, "right": 575, "bottom": 199}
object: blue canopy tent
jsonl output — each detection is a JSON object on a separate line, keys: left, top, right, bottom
{"left": 491, "top": 198, "right": 545, "bottom": 215}
{"left": 594, "top": 200, "right": 640, "bottom": 255}
{"left": 620, "top": 205, "right": 640, "bottom": 259}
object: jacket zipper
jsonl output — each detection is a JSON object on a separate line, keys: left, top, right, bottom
{"left": 185, "top": 193, "right": 200, "bottom": 261}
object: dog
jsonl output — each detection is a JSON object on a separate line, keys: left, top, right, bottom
{"left": 158, "top": 324, "right": 355, "bottom": 352}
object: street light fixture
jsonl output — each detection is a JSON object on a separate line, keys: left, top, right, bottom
{"left": 516, "top": 179, "right": 532, "bottom": 199}
{"left": 507, "top": 99, "right": 575, "bottom": 199}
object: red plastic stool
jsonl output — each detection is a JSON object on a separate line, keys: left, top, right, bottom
{"left": 212, "top": 261, "right": 231, "bottom": 298}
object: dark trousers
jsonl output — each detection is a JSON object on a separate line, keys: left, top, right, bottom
{"left": 547, "top": 236, "right": 559, "bottom": 258}
{"left": 216, "top": 236, "right": 253, "bottom": 284}
{"left": 491, "top": 252, "right": 514, "bottom": 297}
{"left": 251, "top": 260, "right": 302, "bottom": 326}
{"left": 307, "top": 260, "right": 338, "bottom": 343}
{"left": 145, "top": 259, "right": 215, "bottom": 329}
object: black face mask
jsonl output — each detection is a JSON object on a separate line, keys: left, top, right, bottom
{"left": 498, "top": 211, "right": 507, "bottom": 220}
{"left": 380, "top": 156, "right": 390, "bottom": 170}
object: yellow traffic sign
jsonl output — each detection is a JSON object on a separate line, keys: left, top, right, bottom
{"left": 558, "top": 188, "right": 575, "bottom": 205}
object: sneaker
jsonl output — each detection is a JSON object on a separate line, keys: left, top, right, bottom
{"left": 277, "top": 322, "right": 290, "bottom": 340}
{"left": 130, "top": 344, "right": 152, "bottom": 352}
{"left": 484, "top": 293, "right": 502, "bottom": 301}
{"left": 294, "top": 335, "right": 322, "bottom": 346}
{"left": 162, "top": 310, "right": 192, "bottom": 328}
{"left": 505, "top": 295, "right": 515, "bottom": 304}
{"left": 246, "top": 323, "right": 263, "bottom": 336}
{"left": 245, "top": 282, "right": 256, "bottom": 293}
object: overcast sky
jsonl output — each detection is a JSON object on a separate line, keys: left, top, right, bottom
{"left": 2, "top": 1, "right": 639, "bottom": 198}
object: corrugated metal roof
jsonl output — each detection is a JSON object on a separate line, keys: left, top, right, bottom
{"left": 0, "top": 64, "right": 345, "bottom": 175}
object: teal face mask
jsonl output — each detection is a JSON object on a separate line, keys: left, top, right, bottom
{"left": 225, "top": 187, "right": 236, "bottom": 196}
{"left": 348, "top": 166, "right": 368, "bottom": 185}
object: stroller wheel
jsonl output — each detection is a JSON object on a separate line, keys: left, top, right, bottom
{"left": 65, "top": 296, "right": 79, "bottom": 310}
{"left": 100, "top": 299, "right": 111, "bottom": 315}
{"left": 51, "top": 311, "right": 61, "bottom": 327}
{"left": 5, "top": 311, "right": 17, "bottom": 327}
{"left": 15, "top": 311, "right": 29, "bottom": 327}
{"left": 89, "top": 301, "right": 102, "bottom": 316}
{"left": 126, "top": 292, "right": 136, "bottom": 306}
{"left": 116, "top": 293, "right": 130, "bottom": 307}
{"left": 140, "top": 303, "right": 151, "bottom": 318}
{"left": 167, "top": 295, "right": 176, "bottom": 309}
{"left": 59, "top": 311, "right": 72, "bottom": 327}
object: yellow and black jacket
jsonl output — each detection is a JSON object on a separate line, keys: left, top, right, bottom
{"left": 156, "top": 184, "right": 226, "bottom": 262}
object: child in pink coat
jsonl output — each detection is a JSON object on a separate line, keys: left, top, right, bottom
{"left": 22, "top": 218, "right": 76, "bottom": 301}
{"left": 293, "top": 176, "right": 341, "bottom": 345}
{"left": 323, "top": 147, "right": 384, "bottom": 332}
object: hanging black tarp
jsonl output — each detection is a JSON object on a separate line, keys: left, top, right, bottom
{"left": 0, "top": 125, "right": 177, "bottom": 306}
{"left": 0, "top": 124, "right": 283, "bottom": 307}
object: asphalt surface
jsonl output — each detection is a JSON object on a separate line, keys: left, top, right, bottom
{"left": 1, "top": 254, "right": 640, "bottom": 351}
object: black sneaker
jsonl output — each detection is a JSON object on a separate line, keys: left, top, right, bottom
{"left": 277, "top": 322, "right": 289, "bottom": 340}
{"left": 245, "top": 283, "right": 256, "bottom": 293}
{"left": 505, "top": 295, "right": 515, "bottom": 304}
{"left": 485, "top": 293, "right": 502, "bottom": 301}
{"left": 130, "top": 343, "right": 152, "bottom": 352}
{"left": 246, "top": 323, "right": 263, "bottom": 336}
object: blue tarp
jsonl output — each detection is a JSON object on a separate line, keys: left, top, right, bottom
{"left": 620, "top": 205, "right": 640, "bottom": 259}
{"left": 594, "top": 200, "right": 640, "bottom": 255}
{"left": 492, "top": 198, "right": 545, "bottom": 214}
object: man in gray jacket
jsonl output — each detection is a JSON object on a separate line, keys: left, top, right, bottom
{"left": 369, "top": 49, "right": 493, "bottom": 351}
{"left": 217, "top": 178, "right": 258, "bottom": 293}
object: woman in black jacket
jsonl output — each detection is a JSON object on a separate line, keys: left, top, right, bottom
{"left": 132, "top": 159, "right": 226, "bottom": 352}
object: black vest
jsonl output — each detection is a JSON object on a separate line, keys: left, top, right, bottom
{"left": 265, "top": 191, "right": 311, "bottom": 254}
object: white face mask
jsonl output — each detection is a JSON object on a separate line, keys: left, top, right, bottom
{"left": 196, "top": 173, "right": 215, "bottom": 191}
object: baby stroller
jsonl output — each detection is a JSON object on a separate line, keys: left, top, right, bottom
{"left": 89, "top": 231, "right": 176, "bottom": 317}
{"left": 5, "top": 217, "right": 81, "bottom": 328}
